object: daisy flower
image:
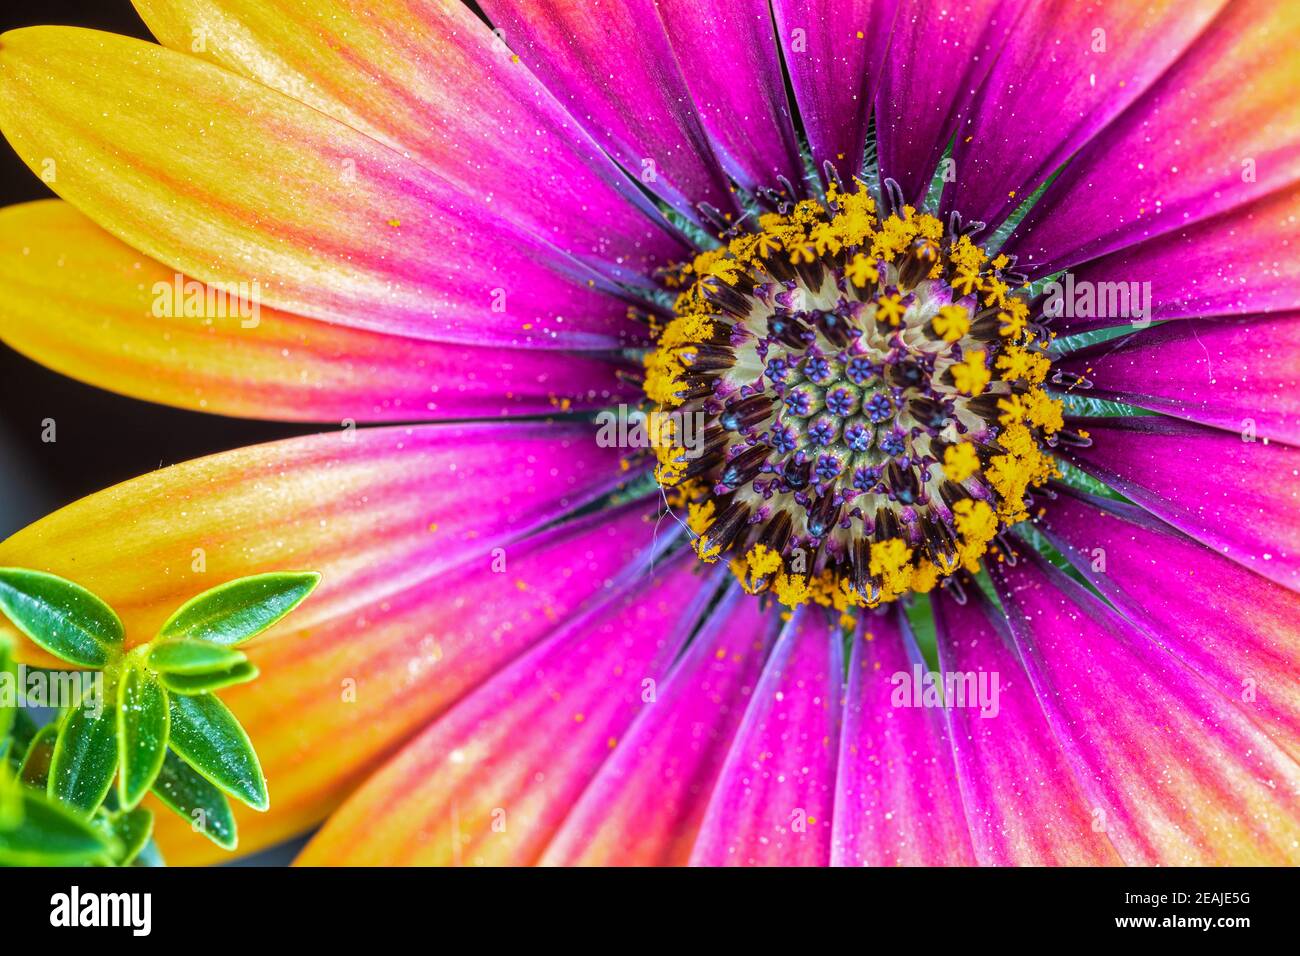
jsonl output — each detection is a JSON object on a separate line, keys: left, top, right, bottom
{"left": 0, "top": 0, "right": 1298, "bottom": 866}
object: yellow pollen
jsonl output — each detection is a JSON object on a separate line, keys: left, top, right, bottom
{"left": 950, "top": 350, "right": 991, "bottom": 396}
{"left": 932, "top": 304, "right": 970, "bottom": 342}
{"left": 943, "top": 442, "right": 981, "bottom": 483}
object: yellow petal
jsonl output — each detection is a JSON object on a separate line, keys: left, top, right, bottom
{"left": 0, "top": 26, "right": 633, "bottom": 348}
{"left": 130, "top": 0, "right": 681, "bottom": 280}
{"left": 0, "top": 200, "right": 636, "bottom": 422}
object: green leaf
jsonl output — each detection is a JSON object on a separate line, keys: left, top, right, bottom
{"left": 0, "top": 634, "right": 14, "bottom": 742}
{"left": 0, "top": 754, "right": 19, "bottom": 830}
{"left": 116, "top": 663, "right": 169, "bottom": 809}
{"left": 6, "top": 708, "right": 38, "bottom": 772}
{"left": 158, "top": 661, "right": 259, "bottom": 695}
{"left": 19, "top": 723, "right": 57, "bottom": 788}
{"left": 48, "top": 698, "right": 118, "bottom": 815}
{"left": 147, "top": 637, "right": 248, "bottom": 674}
{"left": 0, "top": 785, "right": 116, "bottom": 865}
{"left": 94, "top": 806, "right": 153, "bottom": 866}
{"left": 168, "top": 693, "right": 267, "bottom": 811}
{"left": 0, "top": 568, "right": 123, "bottom": 666}
{"left": 158, "top": 571, "right": 321, "bottom": 646}
{"left": 151, "top": 749, "right": 237, "bottom": 850}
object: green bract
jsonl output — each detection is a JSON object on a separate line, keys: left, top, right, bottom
{"left": 0, "top": 635, "right": 14, "bottom": 742}
{"left": 116, "top": 663, "right": 169, "bottom": 809}
{"left": 94, "top": 806, "right": 154, "bottom": 866}
{"left": 158, "top": 572, "right": 321, "bottom": 646}
{"left": 0, "top": 784, "right": 116, "bottom": 866}
{"left": 48, "top": 698, "right": 117, "bottom": 815}
{"left": 151, "top": 749, "right": 237, "bottom": 850}
{"left": 0, "top": 567, "right": 319, "bottom": 860}
{"left": 168, "top": 693, "right": 268, "bottom": 811}
{"left": 0, "top": 568, "right": 123, "bottom": 667}
{"left": 147, "top": 637, "right": 247, "bottom": 674}
{"left": 158, "top": 661, "right": 259, "bottom": 695}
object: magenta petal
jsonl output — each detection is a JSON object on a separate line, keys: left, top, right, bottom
{"left": 1065, "top": 416, "right": 1300, "bottom": 592}
{"left": 991, "top": 552, "right": 1300, "bottom": 864}
{"left": 541, "top": 586, "right": 780, "bottom": 865}
{"left": 245, "top": 502, "right": 667, "bottom": 840}
{"left": 875, "top": 0, "right": 1023, "bottom": 205}
{"left": 1059, "top": 314, "right": 1300, "bottom": 444}
{"left": 947, "top": 0, "right": 1221, "bottom": 231}
{"left": 1045, "top": 186, "right": 1300, "bottom": 333}
{"left": 658, "top": 0, "right": 804, "bottom": 194}
{"left": 1034, "top": 486, "right": 1300, "bottom": 762}
{"left": 1004, "top": 0, "right": 1300, "bottom": 273}
{"left": 298, "top": 551, "right": 717, "bottom": 865}
{"left": 933, "top": 589, "right": 1120, "bottom": 865}
{"left": 478, "top": 0, "right": 734, "bottom": 221}
{"left": 831, "top": 610, "right": 974, "bottom": 866}
{"left": 690, "top": 607, "right": 843, "bottom": 866}
{"left": 771, "top": 0, "right": 899, "bottom": 174}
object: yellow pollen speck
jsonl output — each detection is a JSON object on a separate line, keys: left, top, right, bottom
{"left": 847, "top": 253, "right": 879, "bottom": 287}
{"left": 746, "top": 544, "right": 783, "bottom": 577}
{"left": 875, "top": 293, "right": 907, "bottom": 326}
{"left": 932, "top": 304, "right": 970, "bottom": 342}
{"left": 950, "top": 350, "right": 991, "bottom": 396}
{"left": 943, "top": 442, "right": 981, "bottom": 483}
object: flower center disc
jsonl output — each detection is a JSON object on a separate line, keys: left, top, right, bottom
{"left": 646, "top": 181, "right": 1076, "bottom": 611}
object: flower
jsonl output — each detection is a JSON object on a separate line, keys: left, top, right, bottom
{"left": 0, "top": 0, "right": 1298, "bottom": 866}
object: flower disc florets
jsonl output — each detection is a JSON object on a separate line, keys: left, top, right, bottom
{"left": 646, "top": 180, "right": 1073, "bottom": 611}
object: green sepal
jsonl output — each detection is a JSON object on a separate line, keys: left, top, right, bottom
{"left": 48, "top": 698, "right": 118, "bottom": 815}
{"left": 19, "top": 723, "right": 57, "bottom": 788}
{"left": 0, "top": 634, "right": 14, "bottom": 742}
{"left": 0, "top": 752, "right": 19, "bottom": 831}
{"left": 168, "top": 693, "right": 268, "bottom": 811}
{"left": 158, "top": 661, "right": 259, "bottom": 695}
{"left": 6, "top": 709, "right": 38, "bottom": 772}
{"left": 147, "top": 637, "right": 247, "bottom": 674}
{"left": 150, "top": 749, "right": 237, "bottom": 850}
{"left": 0, "top": 785, "right": 117, "bottom": 866}
{"left": 0, "top": 568, "right": 123, "bottom": 666}
{"left": 116, "top": 663, "right": 169, "bottom": 809}
{"left": 93, "top": 806, "right": 154, "bottom": 866}
{"left": 158, "top": 572, "right": 321, "bottom": 646}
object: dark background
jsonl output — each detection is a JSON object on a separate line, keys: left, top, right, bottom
{"left": 0, "top": 1, "right": 313, "bottom": 541}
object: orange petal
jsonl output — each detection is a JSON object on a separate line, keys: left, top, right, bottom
{"left": 0, "top": 201, "right": 638, "bottom": 422}
{"left": 130, "top": 0, "right": 683, "bottom": 282}
{"left": 0, "top": 26, "right": 639, "bottom": 348}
